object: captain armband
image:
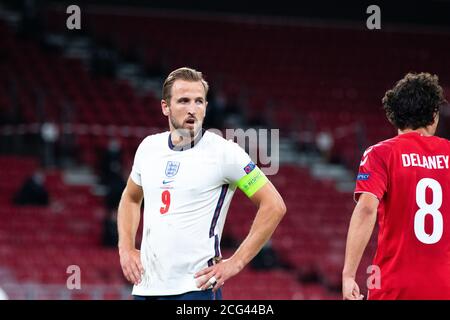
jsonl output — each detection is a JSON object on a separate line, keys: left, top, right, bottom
{"left": 236, "top": 166, "right": 269, "bottom": 197}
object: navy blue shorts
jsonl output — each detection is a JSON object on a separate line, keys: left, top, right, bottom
{"left": 133, "top": 288, "right": 222, "bottom": 300}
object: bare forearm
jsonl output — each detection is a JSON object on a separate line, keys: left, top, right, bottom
{"left": 117, "top": 198, "right": 141, "bottom": 252}
{"left": 231, "top": 205, "right": 285, "bottom": 270}
{"left": 342, "top": 207, "right": 377, "bottom": 278}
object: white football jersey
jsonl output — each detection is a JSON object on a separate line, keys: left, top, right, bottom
{"left": 130, "top": 130, "right": 261, "bottom": 296}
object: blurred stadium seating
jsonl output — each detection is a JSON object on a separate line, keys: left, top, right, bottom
{"left": 0, "top": 155, "right": 353, "bottom": 299}
{"left": 0, "top": 2, "right": 449, "bottom": 300}
{"left": 43, "top": 6, "right": 450, "bottom": 167}
{"left": 0, "top": 156, "right": 130, "bottom": 299}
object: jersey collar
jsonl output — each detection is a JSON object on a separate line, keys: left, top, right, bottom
{"left": 168, "top": 128, "right": 206, "bottom": 151}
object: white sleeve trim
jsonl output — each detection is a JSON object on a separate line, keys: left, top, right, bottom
{"left": 130, "top": 169, "right": 142, "bottom": 186}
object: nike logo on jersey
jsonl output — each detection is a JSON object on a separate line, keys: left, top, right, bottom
{"left": 162, "top": 180, "right": 175, "bottom": 184}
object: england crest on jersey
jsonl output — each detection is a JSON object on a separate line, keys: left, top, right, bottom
{"left": 165, "top": 161, "right": 180, "bottom": 177}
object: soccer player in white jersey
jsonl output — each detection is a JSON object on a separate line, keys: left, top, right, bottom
{"left": 118, "top": 67, "right": 286, "bottom": 300}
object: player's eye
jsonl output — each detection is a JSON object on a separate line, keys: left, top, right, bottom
{"left": 178, "top": 98, "right": 189, "bottom": 104}
{"left": 195, "top": 99, "right": 204, "bottom": 105}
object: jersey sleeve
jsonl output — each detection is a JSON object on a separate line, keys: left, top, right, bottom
{"left": 130, "top": 138, "right": 146, "bottom": 186}
{"left": 222, "top": 140, "right": 269, "bottom": 197}
{"left": 354, "top": 144, "right": 388, "bottom": 202}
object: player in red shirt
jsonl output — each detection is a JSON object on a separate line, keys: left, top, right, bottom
{"left": 342, "top": 73, "right": 449, "bottom": 300}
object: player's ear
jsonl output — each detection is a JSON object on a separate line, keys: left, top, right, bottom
{"left": 434, "top": 112, "right": 440, "bottom": 124}
{"left": 161, "top": 100, "right": 170, "bottom": 116}
{"left": 432, "top": 112, "right": 440, "bottom": 134}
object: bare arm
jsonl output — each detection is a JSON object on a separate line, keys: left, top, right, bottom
{"left": 117, "top": 177, "right": 144, "bottom": 285}
{"left": 230, "top": 181, "right": 286, "bottom": 270}
{"left": 195, "top": 181, "right": 286, "bottom": 291}
{"left": 342, "top": 193, "right": 378, "bottom": 300}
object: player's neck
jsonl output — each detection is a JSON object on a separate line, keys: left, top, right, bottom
{"left": 398, "top": 127, "right": 434, "bottom": 137}
{"left": 171, "top": 132, "right": 194, "bottom": 145}
{"left": 169, "top": 128, "right": 203, "bottom": 148}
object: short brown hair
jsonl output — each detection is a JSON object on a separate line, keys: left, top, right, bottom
{"left": 162, "top": 67, "right": 209, "bottom": 103}
{"left": 382, "top": 72, "right": 447, "bottom": 130}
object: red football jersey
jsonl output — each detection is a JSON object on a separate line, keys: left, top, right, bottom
{"left": 355, "top": 131, "right": 450, "bottom": 299}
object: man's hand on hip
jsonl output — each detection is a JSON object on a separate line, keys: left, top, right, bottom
{"left": 194, "top": 257, "right": 242, "bottom": 293}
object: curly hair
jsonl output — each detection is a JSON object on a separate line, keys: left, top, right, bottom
{"left": 382, "top": 72, "right": 447, "bottom": 130}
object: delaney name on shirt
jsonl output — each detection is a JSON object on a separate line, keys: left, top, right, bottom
{"left": 402, "top": 153, "right": 449, "bottom": 169}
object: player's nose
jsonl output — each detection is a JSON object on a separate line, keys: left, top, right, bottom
{"left": 186, "top": 109, "right": 196, "bottom": 118}
{"left": 186, "top": 100, "right": 199, "bottom": 113}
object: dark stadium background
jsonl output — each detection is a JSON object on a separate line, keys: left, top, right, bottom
{"left": 0, "top": 0, "right": 449, "bottom": 299}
